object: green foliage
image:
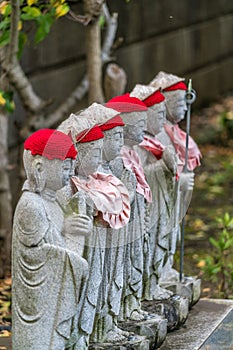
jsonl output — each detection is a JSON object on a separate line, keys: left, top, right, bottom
{"left": 199, "top": 213, "right": 233, "bottom": 298}
{"left": 0, "top": 0, "right": 70, "bottom": 50}
{"left": 98, "top": 14, "right": 105, "bottom": 28}
{"left": 219, "top": 111, "right": 233, "bottom": 140}
{"left": 0, "top": 0, "right": 70, "bottom": 114}
{"left": 0, "top": 90, "right": 15, "bottom": 113}
{"left": 34, "top": 12, "right": 55, "bottom": 44}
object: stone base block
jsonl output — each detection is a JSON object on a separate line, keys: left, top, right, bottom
{"left": 89, "top": 335, "right": 150, "bottom": 350}
{"left": 142, "top": 295, "right": 189, "bottom": 331}
{"left": 118, "top": 314, "right": 167, "bottom": 349}
{"left": 160, "top": 277, "right": 201, "bottom": 307}
{"left": 160, "top": 299, "right": 233, "bottom": 350}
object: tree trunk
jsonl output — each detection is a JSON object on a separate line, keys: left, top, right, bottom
{"left": 86, "top": 20, "right": 104, "bottom": 104}
{"left": 0, "top": 110, "right": 13, "bottom": 278}
{"left": 104, "top": 63, "right": 127, "bottom": 101}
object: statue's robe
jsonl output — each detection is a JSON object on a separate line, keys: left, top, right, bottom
{"left": 156, "top": 122, "right": 201, "bottom": 281}
{"left": 87, "top": 161, "right": 133, "bottom": 342}
{"left": 119, "top": 146, "right": 152, "bottom": 319}
{"left": 135, "top": 136, "right": 176, "bottom": 299}
{"left": 12, "top": 190, "right": 88, "bottom": 350}
{"left": 70, "top": 172, "right": 130, "bottom": 343}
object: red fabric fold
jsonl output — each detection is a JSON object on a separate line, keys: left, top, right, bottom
{"left": 164, "top": 123, "right": 202, "bottom": 171}
{"left": 121, "top": 146, "right": 152, "bottom": 203}
{"left": 139, "top": 136, "right": 165, "bottom": 160}
{"left": 71, "top": 172, "right": 130, "bottom": 229}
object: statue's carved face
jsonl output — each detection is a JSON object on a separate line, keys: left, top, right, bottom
{"left": 43, "top": 158, "right": 65, "bottom": 191}
{"left": 62, "top": 159, "right": 75, "bottom": 186}
{"left": 75, "top": 139, "right": 103, "bottom": 177}
{"left": 102, "top": 126, "right": 124, "bottom": 161}
{"left": 165, "top": 90, "right": 187, "bottom": 123}
{"left": 124, "top": 119, "right": 146, "bottom": 145}
{"left": 23, "top": 150, "right": 67, "bottom": 192}
{"left": 147, "top": 102, "right": 166, "bottom": 135}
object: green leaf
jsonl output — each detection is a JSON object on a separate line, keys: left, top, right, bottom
{"left": 4, "top": 4, "right": 12, "bottom": 16}
{"left": 18, "top": 32, "right": 27, "bottom": 59}
{"left": 98, "top": 14, "right": 105, "bottom": 28}
{"left": 35, "top": 14, "right": 54, "bottom": 43}
{"left": 5, "top": 99, "right": 15, "bottom": 113}
{"left": 22, "top": 5, "right": 41, "bottom": 18}
{"left": 224, "top": 212, "right": 230, "bottom": 224}
{"left": 0, "top": 18, "right": 10, "bottom": 31}
{"left": 209, "top": 237, "right": 220, "bottom": 250}
{"left": 0, "top": 31, "right": 10, "bottom": 47}
{"left": 0, "top": 91, "right": 15, "bottom": 113}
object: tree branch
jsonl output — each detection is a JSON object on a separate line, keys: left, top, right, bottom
{"left": 101, "top": 4, "right": 118, "bottom": 63}
{"left": 1, "top": 0, "right": 45, "bottom": 114}
{"left": 8, "top": 0, "right": 20, "bottom": 63}
{"left": 47, "top": 2, "right": 119, "bottom": 127}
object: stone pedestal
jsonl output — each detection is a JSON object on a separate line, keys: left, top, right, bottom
{"left": 160, "top": 299, "right": 233, "bottom": 350}
{"left": 160, "top": 277, "right": 201, "bottom": 307}
{"left": 118, "top": 314, "right": 167, "bottom": 349}
{"left": 89, "top": 335, "right": 150, "bottom": 350}
{"left": 142, "top": 295, "right": 189, "bottom": 331}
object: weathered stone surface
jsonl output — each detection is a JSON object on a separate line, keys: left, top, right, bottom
{"left": 4, "top": 300, "right": 233, "bottom": 350}
{"left": 142, "top": 295, "right": 189, "bottom": 332}
{"left": 160, "top": 277, "right": 201, "bottom": 307}
{"left": 160, "top": 299, "right": 233, "bottom": 350}
{"left": 118, "top": 315, "right": 167, "bottom": 349}
{"left": 200, "top": 307, "right": 233, "bottom": 350}
{"left": 89, "top": 335, "right": 150, "bottom": 350}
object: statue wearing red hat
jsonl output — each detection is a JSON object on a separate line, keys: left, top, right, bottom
{"left": 58, "top": 108, "right": 131, "bottom": 348}
{"left": 130, "top": 84, "right": 177, "bottom": 301}
{"left": 107, "top": 94, "right": 153, "bottom": 322}
{"left": 12, "top": 129, "right": 89, "bottom": 350}
{"left": 150, "top": 72, "right": 202, "bottom": 284}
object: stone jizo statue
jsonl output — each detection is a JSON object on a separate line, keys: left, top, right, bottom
{"left": 130, "top": 84, "right": 176, "bottom": 300}
{"left": 12, "top": 129, "right": 89, "bottom": 350}
{"left": 106, "top": 94, "right": 152, "bottom": 322}
{"left": 150, "top": 71, "right": 202, "bottom": 282}
{"left": 58, "top": 109, "right": 131, "bottom": 348}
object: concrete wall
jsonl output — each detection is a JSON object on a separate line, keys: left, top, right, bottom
{"left": 18, "top": 0, "right": 233, "bottom": 113}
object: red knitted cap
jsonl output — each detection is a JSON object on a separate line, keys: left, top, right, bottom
{"left": 24, "top": 129, "right": 77, "bottom": 160}
{"left": 143, "top": 90, "right": 165, "bottom": 107}
{"left": 163, "top": 81, "right": 187, "bottom": 92}
{"left": 76, "top": 125, "right": 104, "bottom": 143}
{"left": 100, "top": 115, "right": 125, "bottom": 131}
{"left": 106, "top": 93, "right": 148, "bottom": 113}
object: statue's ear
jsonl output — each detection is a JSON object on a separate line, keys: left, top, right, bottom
{"left": 33, "top": 156, "right": 44, "bottom": 173}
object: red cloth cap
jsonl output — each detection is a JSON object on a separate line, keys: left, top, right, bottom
{"left": 143, "top": 90, "right": 165, "bottom": 107}
{"left": 24, "top": 129, "right": 77, "bottom": 160}
{"left": 76, "top": 125, "right": 104, "bottom": 143}
{"left": 100, "top": 115, "right": 125, "bottom": 131}
{"left": 163, "top": 81, "right": 187, "bottom": 92}
{"left": 106, "top": 93, "right": 148, "bottom": 113}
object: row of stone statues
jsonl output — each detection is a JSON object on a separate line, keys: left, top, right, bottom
{"left": 12, "top": 71, "right": 202, "bottom": 349}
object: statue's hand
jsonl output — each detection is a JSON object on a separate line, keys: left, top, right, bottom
{"left": 64, "top": 213, "right": 93, "bottom": 237}
{"left": 162, "top": 146, "right": 177, "bottom": 174}
{"left": 179, "top": 172, "right": 195, "bottom": 191}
